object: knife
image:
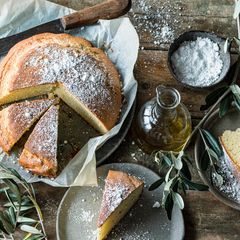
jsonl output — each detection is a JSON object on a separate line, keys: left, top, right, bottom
{"left": 0, "top": 0, "right": 131, "bottom": 56}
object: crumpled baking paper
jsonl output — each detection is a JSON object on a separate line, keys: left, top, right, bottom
{"left": 0, "top": 0, "right": 139, "bottom": 187}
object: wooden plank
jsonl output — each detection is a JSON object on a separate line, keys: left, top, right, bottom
{"left": 183, "top": 191, "right": 240, "bottom": 240}
{"left": 49, "top": 0, "right": 237, "bottom": 49}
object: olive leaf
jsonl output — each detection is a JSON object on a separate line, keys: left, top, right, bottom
{"left": 172, "top": 192, "right": 184, "bottom": 210}
{"left": 149, "top": 178, "right": 165, "bottom": 191}
{"left": 180, "top": 159, "right": 192, "bottom": 180}
{"left": 20, "top": 225, "right": 42, "bottom": 234}
{"left": 200, "top": 149, "right": 210, "bottom": 171}
{"left": 200, "top": 86, "right": 228, "bottom": 111}
{"left": 200, "top": 129, "right": 223, "bottom": 157}
{"left": 0, "top": 165, "right": 47, "bottom": 239}
{"left": 164, "top": 193, "right": 173, "bottom": 220}
{"left": 219, "top": 94, "right": 232, "bottom": 118}
{"left": 182, "top": 177, "right": 209, "bottom": 191}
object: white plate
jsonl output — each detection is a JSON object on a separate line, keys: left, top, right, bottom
{"left": 56, "top": 163, "right": 185, "bottom": 240}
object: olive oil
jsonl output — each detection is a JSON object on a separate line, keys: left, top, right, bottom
{"left": 134, "top": 86, "right": 192, "bottom": 154}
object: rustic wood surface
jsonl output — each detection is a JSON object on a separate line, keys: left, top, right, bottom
{"left": 37, "top": 0, "right": 240, "bottom": 239}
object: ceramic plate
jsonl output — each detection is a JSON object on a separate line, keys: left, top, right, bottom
{"left": 195, "top": 108, "right": 240, "bottom": 210}
{"left": 56, "top": 163, "right": 185, "bottom": 240}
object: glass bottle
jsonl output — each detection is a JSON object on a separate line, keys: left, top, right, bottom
{"left": 134, "top": 85, "right": 192, "bottom": 154}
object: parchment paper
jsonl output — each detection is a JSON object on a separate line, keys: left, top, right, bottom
{"left": 0, "top": 0, "right": 139, "bottom": 187}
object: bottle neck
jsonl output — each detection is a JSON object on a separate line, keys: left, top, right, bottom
{"left": 153, "top": 85, "right": 181, "bottom": 120}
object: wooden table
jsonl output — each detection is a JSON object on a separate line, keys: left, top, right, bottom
{"left": 37, "top": 0, "right": 240, "bottom": 239}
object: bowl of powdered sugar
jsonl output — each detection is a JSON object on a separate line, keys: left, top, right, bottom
{"left": 168, "top": 31, "right": 230, "bottom": 88}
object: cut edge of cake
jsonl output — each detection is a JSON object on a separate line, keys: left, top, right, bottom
{"left": 219, "top": 128, "right": 240, "bottom": 179}
{"left": 0, "top": 98, "right": 55, "bottom": 153}
{"left": 18, "top": 104, "right": 59, "bottom": 178}
{"left": 97, "top": 170, "right": 144, "bottom": 240}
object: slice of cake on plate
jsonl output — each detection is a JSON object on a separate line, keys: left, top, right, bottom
{"left": 97, "top": 170, "right": 144, "bottom": 240}
{"left": 0, "top": 98, "right": 54, "bottom": 153}
{"left": 19, "top": 105, "right": 59, "bottom": 178}
{"left": 220, "top": 128, "right": 240, "bottom": 178}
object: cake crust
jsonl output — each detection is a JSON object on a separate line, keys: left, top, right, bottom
{"left": 0, "top": 33, "right": 122, "bottom": 133}
{"left": 19, "top": 105, "right": 59, "bottom": 177}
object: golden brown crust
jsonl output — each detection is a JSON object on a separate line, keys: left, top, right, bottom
{"left": 0, "top": 98, "right": 54, "bottom": 153}
{"left": 0, "top": 33, "right": 121, "bottom": 132}
{"left": 97, "top": 170, "right": 144, "bottom": 227}
{"left": 19, "top": 149, "right": 57, "bottom": 178}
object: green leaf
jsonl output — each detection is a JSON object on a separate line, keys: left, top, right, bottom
{"left": 4, "top": 189, "right": 17, "bottom": 210}
{"left": 165, "top": 165, "right": 173, "bottom": 182}
{"left": 8, "top": 207, "right": 16, "bottom": 227}
{"left": 200, "top": 87, "right": 228, "bottom": 111}
{"left": 230, "top": 84, "right": 240, "bottom": 102}
{"left": 18, "top": 216, "right": 38, "bottom": 224}
{"left": 172, "top": 152, "right": 183, "bottom": 170}
{"left": 180, "top": 181, "right": 187, "bottom": 195}
{"left": 219, "top": 94, "right": 232, "bottom": 118}
{"left": 164, "top": 193, "right": 173, "bottom": 220}
{"left": 207, "top": 148, "right": 219, "bottom": 162}
{"left": 164, "top": 178, "right": 175, "bottom": 192}
{"left": 163, "top": 154, "right": 172, "bottom": 166}
{"left": 20, "top": 225, "right": 42, "bottom": 234}
{"left": 200, "top": 129, "right": 223, "bottom": 157}
{"left": 149, "top": 178, "right": 165, "bottom": 191}
{"left": 172, "top": 192, "right": 184, "bottom": 209}
{"left": 3, "top": 179, "right": 21, "bottom": 205}
{"left": 180, "top": 159, "right": 192, "bottom": 180}
{"left": 233, "top": 95, "right": 240, "bottom": 111}
{"left": 182, "top": 177, "right": 209, "bottom": 191}
{"left": 200, "top": 150, "right": 210, "bottom": 171}
{"left": 0, "top": 211, "right": 14, "bottom": 234}
{"left": 234, "top": 1, "right": 240, "bottom": 19}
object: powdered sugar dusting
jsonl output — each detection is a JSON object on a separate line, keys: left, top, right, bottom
{"left": 9, "top": 99, "right": 53, "bottom": 131}
{"left": 25, "top": 105, "right": 58, "bottom": 161}
{"left": 171, "top": 37, "right": 223, "bottom": 87}
{"left": 25, "top": 44, "right": 116, "bottom": 115}
{"left": 213, "top": 153, "right": 240, "bottom": 203}
{"left": 131, "top": 0, "right": 183, "bottom": 46}
{"left": 98, "top": 180, "right": 130, "bottom": 226}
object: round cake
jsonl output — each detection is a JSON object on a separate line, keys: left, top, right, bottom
{"left": 0, "top": 33, "right": 122, "bottom": 133}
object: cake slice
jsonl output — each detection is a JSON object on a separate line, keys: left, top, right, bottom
{"left": 0, "top": 98, "right": 54, "bottom": 153}
{"left": 97, "top": 170, "right": 144, "bottom": 240}
{"left": 220, "top": 128, "right": 240, "bottom": 178}
{"left": 19, "top": 105, "right": 59, "bottom": 178}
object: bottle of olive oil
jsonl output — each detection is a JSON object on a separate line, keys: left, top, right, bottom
{"left": 134, "top": 85, "right": 192, "bottom": 154}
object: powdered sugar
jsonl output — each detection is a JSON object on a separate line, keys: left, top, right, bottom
{"left": 213, "top": 153, "right": 240, "bottom": 203}
{"left": 131, "top": 0, "right": 183, "bottom": 46}
{"left": 25, "top": 44, "right": 117, "bottom": 116}
{"left": 171, "top": 37, "right": 223, "bottom": 87}
{"left": 24, "top": 105, "right": 58, "bottom": 161}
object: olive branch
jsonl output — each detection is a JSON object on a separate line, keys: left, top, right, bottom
{"left": 0, "top": 164, "right": 47, "bottom": 240}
